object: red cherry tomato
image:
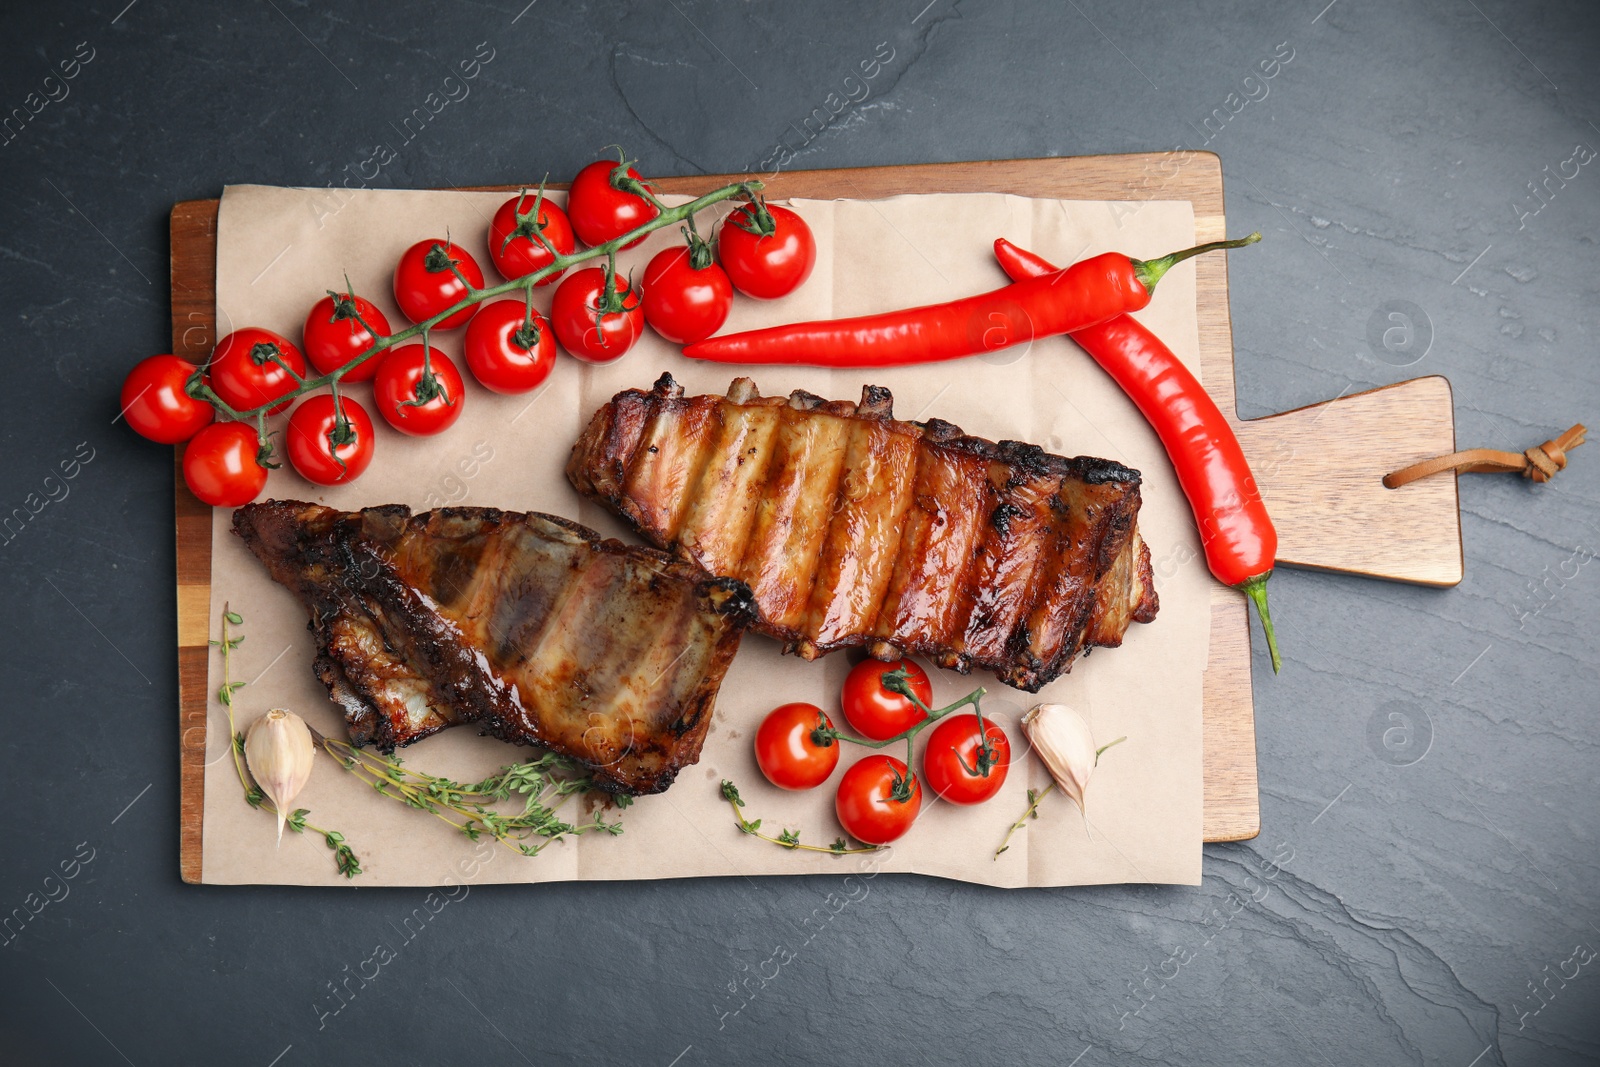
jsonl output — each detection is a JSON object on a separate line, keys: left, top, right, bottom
{"left": 393, "top": 239, "right": 484, "bottom": 330}
{"left": 302, "top": 292, "right": 392, "bottom": 383}
{"left": 922, "top": 714, "right": 1011, "bottom": 805}
{"left": 835, "top": 755, "right": 922, "bottom": 845}
{"left": 373, "top": 344, "right": 465, "bottom": 436}
{"left": 463, "top": 300, "right": 557, "bottom": 395}
{"left": 550, "top": 266, "right": 644, "bottom": 364}
{"left": 566, "top": 159, "right": 659, "bottom": 249}
{"left": 120, "top": 355, "right": 214, "bottom": 443}
{"left": 209, "top": 328, "right": 307, "bottom": 415}
{"left": 840, "top": 658, "right": 933, "bottom": 741}
{"left": 487, "top": 190, "right": 576, "bottom": 284}
{"left": 182, "top": 422, "right": 267, "bottom": 507}
{"left": 642, "top": 245, "right": 733, "bottom": 345}
{"left": 718, "top": 202, "right": 816, "bottom": 300}
{"left": 755, "top": 702, "right": 841, "bottom": 791}
{"left": 285, "top": 394, "right": 376, "bottom": 487}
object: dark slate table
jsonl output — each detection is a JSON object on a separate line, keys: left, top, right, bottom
{"left": 3, "top": 2, "right": 1596, "bottom": 1063}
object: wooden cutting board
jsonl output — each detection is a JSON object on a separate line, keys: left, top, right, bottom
{"left": 170, "top": 154, "right": 1460, "bottom": 883}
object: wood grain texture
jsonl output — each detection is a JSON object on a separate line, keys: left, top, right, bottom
{"left": 173, "top": 152, "right": 1457, "bottom": 875}
{"left": 171, "top": 199, "right": 218, "bottom": 885}
{"left": 1236, "top": 377, "right": 1461, "bottom": 586}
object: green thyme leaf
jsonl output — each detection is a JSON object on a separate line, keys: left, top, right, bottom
{"left": 334, "top": 843, "right": 362, "bottom": 878}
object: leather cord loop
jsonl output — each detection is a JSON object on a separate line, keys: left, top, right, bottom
{"left": 1384, "top": 424, "right": 1587, "bottom": 489}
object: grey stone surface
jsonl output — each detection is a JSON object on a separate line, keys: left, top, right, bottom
{"left": 2, "top": 1, "right": 1596, "bottom": 1063}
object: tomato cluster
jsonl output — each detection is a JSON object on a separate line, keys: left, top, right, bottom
{"left": 753, "top": 658, "right": 1012, "bottom": 846}
{"left": 119, "top": 153, "right": 818, "bottom": 509}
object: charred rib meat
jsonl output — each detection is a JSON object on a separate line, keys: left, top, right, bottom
{"left": 568, "top": 374, "right": 1158, "bottom": 692}
{"left": 233, "top": 501, "right": 755, "bottom": 795}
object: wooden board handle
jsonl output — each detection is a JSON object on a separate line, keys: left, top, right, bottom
{"left": 1236, "top": 375, "right": 1461, "bottom": 587}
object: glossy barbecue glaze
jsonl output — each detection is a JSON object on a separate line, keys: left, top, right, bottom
{"left": 568, "top": 375, "right": 1159, "bottom": 691}
{"left": 233, "top": 501, "right": 755, "bottom": 794}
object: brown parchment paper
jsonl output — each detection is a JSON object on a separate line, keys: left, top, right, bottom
{"left": 200, "top": 184, "right": 1209, "bottom": 888}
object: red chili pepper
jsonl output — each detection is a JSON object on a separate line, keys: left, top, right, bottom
{"left": 682, "top": 235, "right": 1260, "bottom": 367}
{"left": 994, "top": 237, "right": 1281, "bottom": 672}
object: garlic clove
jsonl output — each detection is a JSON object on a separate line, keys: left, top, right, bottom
{"left": 245, "top": 708, "right": 316, "bottom": 845}
{"left": 1020, "top": 703, "right": 1098, "bottom": 814}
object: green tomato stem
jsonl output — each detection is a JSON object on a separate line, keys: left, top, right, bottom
{"left": 822, "top": 673, "right": 988, "bottom": 753}
{"left": 187, "top": 177, "right": 763, "bottom": 428}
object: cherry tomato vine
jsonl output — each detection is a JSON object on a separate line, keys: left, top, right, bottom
{"left": 179, "top": 175, "right": 768, "bottom": 468}
{"left": 732, "top": 667, "right": 1007, "bottom": 851}
{"left": 814, "top": 666, "right": 1000, "bottom": 800}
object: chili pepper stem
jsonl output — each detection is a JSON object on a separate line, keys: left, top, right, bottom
{"left": 1133, "top": 232, "right": 1261, "bottom": 292}
{"left": 1238, "top": 572, "right": 1281, "bottom": 674}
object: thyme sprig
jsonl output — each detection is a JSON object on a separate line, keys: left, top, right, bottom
{"left": 214, "top": 606, "right": 362, "bottom": 878}
{"left": 993, "top": 736, "right": 1127, "bottom": 860}
{"left": 312, "top": 733, "right": 624, "bottom": 857}
{"left": 720, "top": 780, "right": 877, "bottom": 856}
{"left": 215, "top": 607, "right": 622, "bottom": 870}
